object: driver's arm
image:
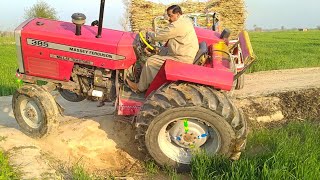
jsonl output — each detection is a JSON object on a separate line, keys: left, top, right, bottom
{"left": 153, "top": 23, "right": 179, "bottom": 42}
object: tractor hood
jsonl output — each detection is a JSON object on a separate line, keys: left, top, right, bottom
{"left": 15, "top": 18, "right": 137, "bottom": 71}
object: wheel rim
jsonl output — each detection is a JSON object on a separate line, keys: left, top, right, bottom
{"left": 158, "top": 117, "right": 221, "bottom": 164}
{"left": 20, "top": 97, "right": 42, "bottom": 129}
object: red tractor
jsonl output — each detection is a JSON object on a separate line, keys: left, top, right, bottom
{"left": 12, "top": 0, "right": 255, "bottom": 171}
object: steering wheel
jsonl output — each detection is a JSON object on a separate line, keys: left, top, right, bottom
{"left": 139, "top": 31, "right": 155, "bottom": 51}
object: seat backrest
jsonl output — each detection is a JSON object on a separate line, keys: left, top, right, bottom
{"left": 193, "top": 42, "right": 208, "bottom": 64}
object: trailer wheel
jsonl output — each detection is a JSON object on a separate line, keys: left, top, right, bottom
{"left": 12, "top": 84, "right": 59, "bottom": 138}
{"left": 136, "top": 83, "right": 247, "bottom": 172}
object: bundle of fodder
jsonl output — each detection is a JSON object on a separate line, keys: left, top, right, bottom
{"left": 129, "top": 0, "right": 246, "bottom": 39}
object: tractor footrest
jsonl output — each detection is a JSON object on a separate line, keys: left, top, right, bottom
{"left": 120, "top": 85, "right": 145, "bottom": 101}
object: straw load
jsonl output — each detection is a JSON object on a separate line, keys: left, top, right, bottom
{"left": 129, "top": 0, "right": 246, "bottom": 39}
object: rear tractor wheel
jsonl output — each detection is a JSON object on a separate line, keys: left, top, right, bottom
{"left": 136, "top": 83, "right": 247, "bottom": 172}
{"left": 12, "top": 84, "right": 59, "bottom": 138}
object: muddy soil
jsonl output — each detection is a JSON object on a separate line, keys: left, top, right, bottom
{"left": 1, "top": 67, "right": 320, "bottom": 179}
{"left": 0, "top": 95, "right": 145, "bottom": 179}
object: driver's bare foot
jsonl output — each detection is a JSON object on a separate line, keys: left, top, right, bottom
{"left": 126, "top": 79, "right": 139, "bottom": 92}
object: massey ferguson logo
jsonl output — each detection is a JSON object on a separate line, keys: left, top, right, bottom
{"left": 69, "top": 47, "right": 113, "bottom": 59}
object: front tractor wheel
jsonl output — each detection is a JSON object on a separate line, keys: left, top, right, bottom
{"left": 136, "top": 83, "right": 247, "bottom": 172}
{"left": 12, "top": 84, "right": 59, "bottom": 138}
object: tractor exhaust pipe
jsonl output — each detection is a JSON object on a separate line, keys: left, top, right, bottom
{"left": 96, "top": 0, "right": 106, "bottom": 38}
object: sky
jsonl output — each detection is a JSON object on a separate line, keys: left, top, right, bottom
{"left": 0, "top": 0, "right": 319, "bottom": 31}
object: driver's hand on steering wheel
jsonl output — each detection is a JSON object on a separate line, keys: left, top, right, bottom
{"left": 144, "top": 46, "right": 159, "bottom": 55}
{"left": 144, "top": 47, "right": 153, "bottom": 55}
{"left": 155, "top": 47, "right": 160, "bottom": 54}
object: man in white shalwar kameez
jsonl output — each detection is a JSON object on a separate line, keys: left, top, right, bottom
{"left": 126, "top": 5, "right": 199, "bottom": 92}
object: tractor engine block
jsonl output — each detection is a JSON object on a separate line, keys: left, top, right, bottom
{"left": 71, "top": 64, "right": 115, "bottom": 101}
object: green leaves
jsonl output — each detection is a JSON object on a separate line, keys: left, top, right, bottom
{"left": 24, "top": 1, "right": 58, "bottom": 20}
{"left": 0, "top": 151, "right": 19, "bottom": 179}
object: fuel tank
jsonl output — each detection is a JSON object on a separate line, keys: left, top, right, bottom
{"left": 15, "top": 18, "right": 137, "bottom": 81}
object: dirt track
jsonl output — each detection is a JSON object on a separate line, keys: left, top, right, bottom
{"left": 0, "top": 67, "right": 320, "bottom": 179}
{"left": 233, "top": 67, "right": 320, "bottom": 98}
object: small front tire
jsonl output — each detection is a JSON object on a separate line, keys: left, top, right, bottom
{"left": 12, "top": 84, "right": 59, "bottom": 138}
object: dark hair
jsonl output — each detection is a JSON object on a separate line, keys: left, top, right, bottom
{"left": 167, "top": 5, "right": 182, "bottom": 15}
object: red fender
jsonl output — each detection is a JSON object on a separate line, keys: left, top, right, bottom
{"left": 146, "top": 60, "right": 234, "bottom": 97}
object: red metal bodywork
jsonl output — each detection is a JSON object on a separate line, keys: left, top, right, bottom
{"left": 20, "top": 18, "right": 137, "bottom": 81}
{"left": 194, "top": 27, "right": 221, "bottom": 45}
{"left": 119, "top": 59, "right": 233, "bottom": 116}
{"left": 145, "top": 60, "right": 233, "bottom": 97}
{"left": 18, "top": 18, "right": 235, "bottom": 117}
{"left": 118, "top": 98, "right": 144, "bottom": 116}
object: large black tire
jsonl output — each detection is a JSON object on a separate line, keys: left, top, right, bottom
{"left": 235, "top": 74, "right": 245, "bottom": 90}
{"left": 136, "top": 83, "right": 247, "bottom": 172}
{"left": 12, "top": 84, "right": 59, "bottom": 138}
{"left": 59, "top": 89, "right": 86, "bottom": 102}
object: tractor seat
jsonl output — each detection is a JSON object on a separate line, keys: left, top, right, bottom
{"left": 193, "top": 42, "right": 208, "bottom": 65}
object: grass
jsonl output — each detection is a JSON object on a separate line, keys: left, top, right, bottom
{"left": 70, "top": 162, "right": 179, "bottom": 180}
{"left": 61, "top": 162, "right": 115, "bottom": 180}
{"left": 163, "top": 165, "right": 180, "bottom": 180}
{"left": 0, "top": 150, "right": 19, "bottom": 179}
{"left": 145, "top": 160, "right": 159, "bottom": 176}
{"left": 139, "top": 160, "right": 180, "bottom": 180}
{"left": 191, "top": 121, "right": 320, "bottom": 180}
{"left": 249, "top": 30, "right": 320, "bottom": 72}
{"left": 0, "top": 36, "right": 19, "bottom": 96}
{"left": 0, "top": 36, "right": 15, "bottom": 45}
{"left": 71, "top": 164, "right": 96, "bottom": 180}
{"left": 71, "top": 161, "right": 178, "bottom": 180}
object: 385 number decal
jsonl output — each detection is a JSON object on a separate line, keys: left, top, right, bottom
{"left": 27, "top": 39, "right": 49, "bottom": 47}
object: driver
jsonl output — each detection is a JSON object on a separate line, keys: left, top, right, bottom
{"left": 126, "top": 5, "right": 199, "bottom": 92}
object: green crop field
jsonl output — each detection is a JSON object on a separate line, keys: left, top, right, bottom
{"left": 0, "top": 36, "right": 19, "bottom": 96}
{"left": 1, "top": 30, "right": 320, "bottom": 96}
{"left": 191, "top": 121, "right": 320, "bottom": 180}
{"left": 249, "top": 30, "right": 320, "bottom": 72}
